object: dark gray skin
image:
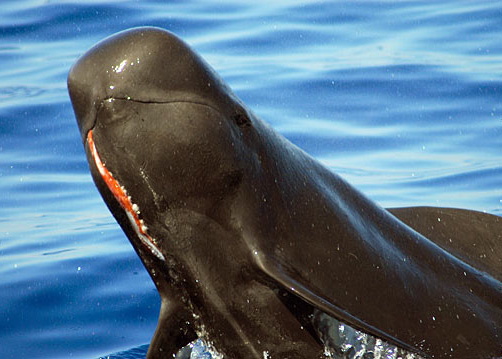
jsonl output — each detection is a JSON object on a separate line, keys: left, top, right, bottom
{"left": 68, "top": 27, "right": 502, "bottom": 359}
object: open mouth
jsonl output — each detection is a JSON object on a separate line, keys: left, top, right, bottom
{"left": 87, "top": 129, "right": 165, "bottom": 261}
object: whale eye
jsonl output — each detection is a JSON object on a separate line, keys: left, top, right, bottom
{"left": 233, "top": 113, "right": 251, "bottom": 128}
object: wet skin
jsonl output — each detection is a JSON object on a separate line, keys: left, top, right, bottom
{"left": 68, "top": 27, "right": 502, "bottom": 359}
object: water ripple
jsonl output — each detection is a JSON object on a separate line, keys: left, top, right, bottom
{"left": 1, "top": 1, "right": 501, "bottom": 359}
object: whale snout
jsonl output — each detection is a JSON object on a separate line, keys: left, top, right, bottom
{"left": 68, "top": 27, "right": 237, "bottom": 140}
{"left": 68, "top": 27, "right": 180, "bottom": 139}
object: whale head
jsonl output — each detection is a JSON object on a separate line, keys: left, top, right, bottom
{"left": 68, "top": 27, "right": 256, "bottom": 272}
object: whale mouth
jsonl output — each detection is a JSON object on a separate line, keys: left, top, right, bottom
{"left": 87, "top": 129, "right": 165, "bottom": 261}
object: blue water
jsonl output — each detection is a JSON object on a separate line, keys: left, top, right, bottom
{"left": 1, "top": 1, "right": 501, "bottom": 358}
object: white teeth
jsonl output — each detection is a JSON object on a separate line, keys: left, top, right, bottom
{"left": 89, "top": 132, "right": 164, "bottom": 262}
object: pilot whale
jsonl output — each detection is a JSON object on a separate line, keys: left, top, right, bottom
{"left": 68, "top": 27, "right": 502, "bottom": 359}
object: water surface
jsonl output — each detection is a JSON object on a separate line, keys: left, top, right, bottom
{"left": 1, "top": 1, "right": 501, "bottom": 358}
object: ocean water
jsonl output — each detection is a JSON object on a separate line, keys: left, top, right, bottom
{"left": 1, "top": 1, "right": 501, "bottom": 358}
